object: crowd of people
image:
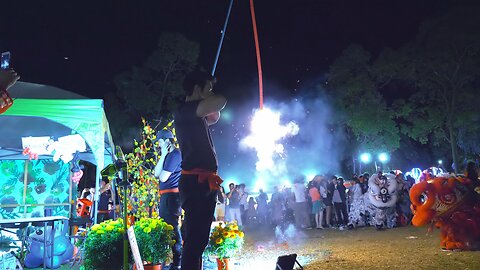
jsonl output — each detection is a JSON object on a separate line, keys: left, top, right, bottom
{"left": 216, "top": 172, "right": 417, "bottom": 231}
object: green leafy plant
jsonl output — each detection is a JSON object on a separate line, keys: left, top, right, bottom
{"left": 81, "top": 219, "right": 126, "bottom": 270}
{"left": 133, "top": 217, "right": 175, "bottom": 265}
{"left": 205, "top": 222, "right": 244, "bottom": 259}
{"left": 0, "top": 235, "right": 15, "bottom": 251}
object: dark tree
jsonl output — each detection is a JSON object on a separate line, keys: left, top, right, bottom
{"left": 105, "top": 33, "right": 199, "bottom": 148}
{"left": 326, "top": 44, "right": 401, "bottom": 153}
{"left": 398, "top": 6, "right": 480, "bottom": 173}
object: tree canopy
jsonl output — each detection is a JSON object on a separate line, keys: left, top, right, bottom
{"left": 326, "top": 44, "right": 401, "bottom": 153}
{"left": 397, "top": 5, "right": 480, "bottom": 172}
{"left": 325, "top": 5, "right": 480, "bottom": 172}
{"left": 105, "top": 33, "right": 199, "bottom": 148}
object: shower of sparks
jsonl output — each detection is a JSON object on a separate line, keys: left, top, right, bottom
{"left": 240, "top": 107, "right": 299, "bottom": 174}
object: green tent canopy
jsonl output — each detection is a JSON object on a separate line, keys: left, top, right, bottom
{"left": 0, "top": 82, "right": 116, "bottom": 222}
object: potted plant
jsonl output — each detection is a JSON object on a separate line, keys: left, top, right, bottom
{"left": 133, "top": 217, "right": 175, "bottom": 269}
{"left": 81, "top": 219, "right": 126, "bottom": 270}
{"left": 205, "top": 222, "right": 245, "bottom": 270}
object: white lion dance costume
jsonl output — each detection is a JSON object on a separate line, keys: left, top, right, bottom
{"left": 364, "top": 173, "right": 398, "bottom": 229}
{"left": 348, "top": 181, "right": 367, "bottom": 228}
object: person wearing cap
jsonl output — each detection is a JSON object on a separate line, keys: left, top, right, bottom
{"left": 154, "top": 129, "right": 182, "bottom": 270}
{"left": 173, "top": 70, "right": 226, "bottom": 270}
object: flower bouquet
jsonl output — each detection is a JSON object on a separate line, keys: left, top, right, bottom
{"left": 82, "top": 219, "right": 126, "bottom": 270}
{"left": 133, "top": 217, "right": 175, "bottom": 267}
{"left": 205, "top": 222, "right": 244, "bottom": 260}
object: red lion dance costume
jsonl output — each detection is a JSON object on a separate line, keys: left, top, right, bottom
{"left": 410, "top": 176, "right": 480, "bottom": 250}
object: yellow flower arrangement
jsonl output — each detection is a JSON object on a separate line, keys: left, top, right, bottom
{"left": 205, "top": 222, "right": 244, "bottom": 259}
{"left": 133, "top": 217, "right": 176, "bottom": 265}
{"left": 82, "top": 219, "right": 125, "bottom": 270}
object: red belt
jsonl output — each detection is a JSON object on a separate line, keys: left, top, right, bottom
{"left": 182, "top": 169, "right": 223, "bottom": 191}
{"left": 159, "top": 187, "right": 179, "bottom": 195}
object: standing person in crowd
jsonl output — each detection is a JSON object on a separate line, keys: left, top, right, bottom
{"left": 332, "top": 177, "right": 348, "bottom": 230}
{"left": 256, "top": 188, "right": 269, "bottom": 225}
{"left": 283, "top": 187, "right": 296, "bottom": 224}
{"left": 325, "top": 176, "right": 336, "bottom": 228}
{"left": 80, "top": 178, "right": 112, "bottom": 222}
{"left": 174, "top": 70, "right": 226, "bottom": 270}
{"left": 395, "top": 173, "right": 412, "bottom": 226}
{"left": 238, "top": 184, "right": 249, "bottom": 225}
{"left": 96, "top": 177, "right": 112, "bottom": 223}
{"left": 358, "top": 174, "right": 368, "bottom": 194}
{"left": 317, "top": 177, "right": 328, "bottom": 227}
{"left": 363, "top": 173, "right": 370, "bottom": 190}
{"left": 308, "top": 179, "right": 325, "bottom": 229}
{"left": 246, "top": 196, "right": 257, "bottom": 226}
{"left": 270, "top": 186, "right": 285, "bottom": 227}
{"left": 154, "top": 129, "right": 182, "bottom": 270}
{"left": 465, "top": 161, "right": 480, "bottom": 190}
{"left": 293, "top": 177, "right": 311, "bottom": 229}
{"left": 227, "top": 183, "right": 242, "bottom": 226}
{"left": 215, "top": 186, "right": 227, "bottom": 221}
{"left": 405, "top": 175, "right": 416, "bottom": 189}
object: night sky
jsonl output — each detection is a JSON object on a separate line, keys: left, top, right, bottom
{"left": 1, "top": 0, "right": 449, "bottom": 100}
{"left": 0, "top": 0, "right": 469, "bottom": 186}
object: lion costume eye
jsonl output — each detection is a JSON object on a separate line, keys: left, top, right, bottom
{"left": 419, "top": 192, "right": 427, "bottom": 204}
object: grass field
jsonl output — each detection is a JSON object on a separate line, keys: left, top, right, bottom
{"left": 237, "top": 225, "right": 480, "bottom": 270}
{"left": 15, "top": 224, "right": 480, "bottom": 269}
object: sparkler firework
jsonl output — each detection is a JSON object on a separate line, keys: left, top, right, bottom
{"left": 240, "top": 107, "right": 299, "bottom": 174}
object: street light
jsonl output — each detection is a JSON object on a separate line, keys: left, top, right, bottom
{"left": 358, "top": 153, "right": 372, "bottom": 175}
{"left": 360, "top": 153, "right": 372, "bottom": 163}
{"left": 438, "top": 160, "right": 443, "bottom": 165}
{"left": 378, "top": 153, "right": 389, "bottom": 163}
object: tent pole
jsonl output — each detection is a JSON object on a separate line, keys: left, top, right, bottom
{"left": 93, "top": 167, "right": 100, "bottom": 224}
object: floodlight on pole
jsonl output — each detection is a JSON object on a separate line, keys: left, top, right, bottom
{"left": 360, "top": 153, "right": 372, "bottom": 163}
{"left": 438, "top": 160, "right": 443, "bottom": 165}
{"left": 378, "top": 153, "right": 389, "bottom": 163}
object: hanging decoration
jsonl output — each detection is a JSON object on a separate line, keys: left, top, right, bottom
{"left": 70, "top": 151, "right": 84, "bottom": 184}
{"left": 22, "top": 147, "right": 39, "bottom": 160}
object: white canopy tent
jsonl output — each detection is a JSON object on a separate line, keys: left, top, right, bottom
{"left": 0, "top": 81, "right": 116, "bottom": 223}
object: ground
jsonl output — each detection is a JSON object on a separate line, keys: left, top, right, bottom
{"left": 224, "top": 225, "right": 480, "bottom": 270}
{"left": 22, "top": 225, "right": 480, "bottom": 269}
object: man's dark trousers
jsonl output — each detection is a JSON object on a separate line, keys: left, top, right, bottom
{"left": 159, "top": 192, "right": 182, "bottom": 267}
{"left": 179, "top": 174, "right": 216, "bottom": 270}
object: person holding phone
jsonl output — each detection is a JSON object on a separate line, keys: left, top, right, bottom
{"left": 227, "top": 183, "right": 241, "bottom": 226}
{"left": 154, "top": 129, "right": 182, "bottom": 270}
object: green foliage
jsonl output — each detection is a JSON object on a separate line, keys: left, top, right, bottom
{"left": 326, "top": 44, "right": 400, "bottom": 152}
{"left": 326, "top": 5, "right": 480, "bottom": 170}
{"left": 133, "top": 217, "right": 175, "bottom": 265}
{"left": 106, "top": 33, "right": 199, "bottom": 148}
{"left": 0, "top": 235, "right": 14, "bottom": 249}
{"left": 205, "top": 222, "right": 244, "bottom": 259}
{"left": 82, "top": 219, "right": 126, "bottom": 270}
{"left": 396, "top": 5, "right": 480, "bottom": 171}
{"left": 113, "top": 32, "right": 199, "bottom": 120}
